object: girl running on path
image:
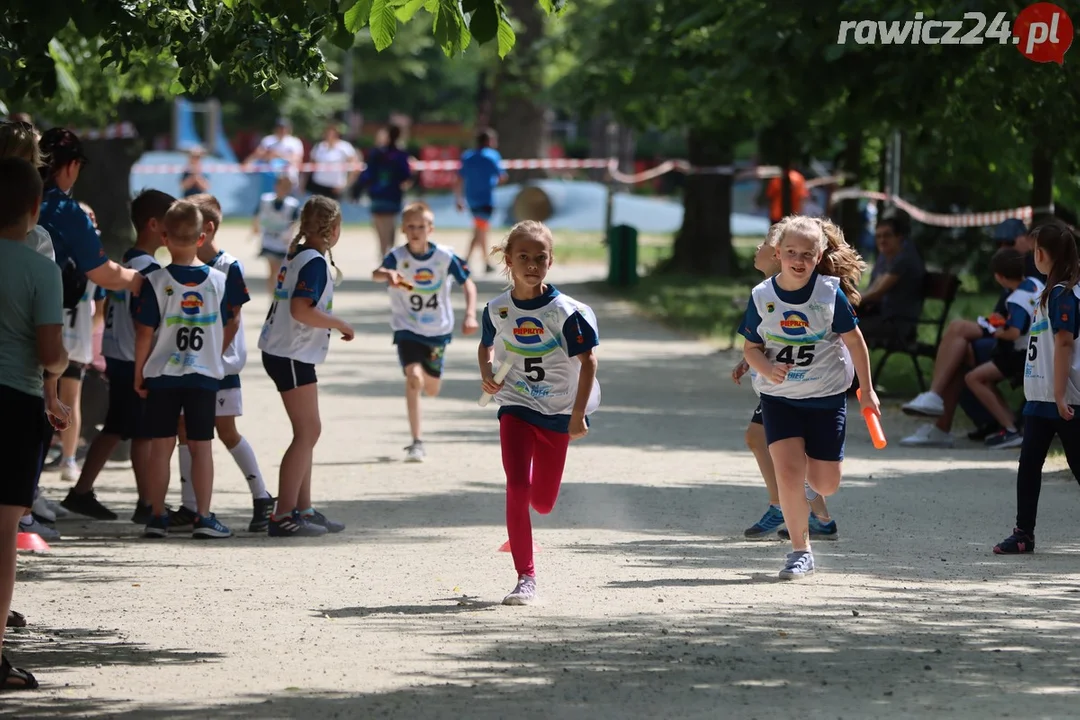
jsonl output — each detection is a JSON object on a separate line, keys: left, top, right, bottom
{"left": 479, "top": 221, "right": 600, "bottom": 605}
{"left": 258, "top": 196, "right": 353, "bottom": 537}
{"left": 994, "top": 220, "right": 1080, "bottom": 554}
{"left": 739, "top": 215, "right": 879, "bottom": 579}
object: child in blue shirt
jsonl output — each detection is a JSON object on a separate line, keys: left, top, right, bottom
{"left": 456, "top": 128, "right": 507, "bottom": 274}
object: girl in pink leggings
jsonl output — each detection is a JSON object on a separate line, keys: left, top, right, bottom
{"left": 478, "top": 221, "right": 601, "bottom": 605}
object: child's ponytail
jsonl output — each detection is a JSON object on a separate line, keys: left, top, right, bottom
{"left": 817, "top": 219, "right": 867, "bottom": 306}
{"left": 1032, "top": 219, "right": 1080, "bottom": 307}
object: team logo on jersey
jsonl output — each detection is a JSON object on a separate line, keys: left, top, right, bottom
{"left": 766, "top": 302, "right": 775, "bottom": 313}
{"left": 165, "top": 285, "right": 174, "bottom": 297}
{"left": 180, "top": 292, "right": 204, "bottom": 315}
{"left": 413, "top": 268, "right": 435, "bottom": 286}
{"left": 513, "top": 317, "right": 545, "bottom": 344}
{"left": 498, "top": 306, "right": 508, "bottom": 319}
{"left": 402, "top": 261, "right": 410, "bottom": 269}
{"left": 276, "top": 267, "right": 287, "bottom": 286}
{"left": 779, "top": 310, "right": 810, "bottom": 335}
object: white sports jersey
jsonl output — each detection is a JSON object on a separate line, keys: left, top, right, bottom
{"left": 258, "top": 249, "right": 335, "bottom": 364}
{"left": 1004, "top": 278, "right": 1045, "bottom": 351}
{"left": 749, "top": 274, "right": 854, "bottom": 400}
{"left": 485, "top": 289, "right": 601, "bottom": 416}
{"left": 1023, "top": 284, "right": 1080, "bottom": 406}
{"left": 141, "top": 267, "right": 227, "bottom": 381}
{"left": 101, "top": 252, "right": 159, "bottom": 361}
{"left": 257, "top": 193, "right": 300, "bottom": 254}
{"left": 386, "top": 243, "right": 460, "bottom": 339}
{"left": 62, "top": 281, "right": 98, "bottom": 365}
{"left": 210, "top": 251, "right": 247, "bottom": 376}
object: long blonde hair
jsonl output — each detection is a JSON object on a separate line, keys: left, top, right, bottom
{"left": 289, "top": 195, "right": 342, "bottom": 271}
{"left": 489, "top": 220, "right": 554, "bottom": 287}
{"left": 0, "top": 121, "right": 43, "bottom": 167}
{"left": 767, "top": 214, "right": 866, "bottom": 304}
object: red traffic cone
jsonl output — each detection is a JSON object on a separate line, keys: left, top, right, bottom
{"left": 17, "top": 533, "right": 50, "bottom": 552}
{"left": 498, "top": 540, "right": 540, "bottom": 553}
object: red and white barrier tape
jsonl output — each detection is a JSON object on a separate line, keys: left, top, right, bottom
{"left": 76, "top": 122, "right": 139, "bottom": 140}
{"left": 828, "top": 188, "right": 1039, "bottom": 228}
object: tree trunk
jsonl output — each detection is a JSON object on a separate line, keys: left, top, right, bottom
{"left": 664, "top": 129, "right": 734, "bottom": 276}
{"left": 1031, "top": 143, "right": 1053, "bottom": 224}
{"left": 75, "top": 138, "right": 143, "bottom": 260}
{"left": 838, "top": 132, "right": 863, "bottom": 247}
{"left": 490, "top": 0, "right": 548, "bottom": 181}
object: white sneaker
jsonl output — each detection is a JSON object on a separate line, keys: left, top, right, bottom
{"left": 901, "top": 391, "right": 945, "bottom": 417}
{"left": 900, "top": 423, "right": 955, "bottom": 448}
{"left": 60, "top": 459, "right": 80, "bottom": 483}
{"left": 404, "top": 441, "right": 425, "bottom": 463}
{"left": 31, "top": 493, "right": 56, "bottom": 523}
{"left": 502, "top": 575, "right": 537, "bottom": 605}
{"left": 19, "top": 517, "right": 60, "bottom": 542}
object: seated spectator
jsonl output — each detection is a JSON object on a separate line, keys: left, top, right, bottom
{"left": 901, "top": 247, "right": 1043, "bottom": 447}
{"left": 857, "top": 216, "right": 926, "bottom": 345}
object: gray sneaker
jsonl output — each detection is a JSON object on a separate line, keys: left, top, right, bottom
{"left": 19, "top": 517, "right": 60, "bottom": 542}
{"left": 502, "top": 575, "right": 537, "bottom": 605}
{"left": 404, "top": 441, "right": 425, "bottom": 463}
{"left": 778, "top": 550, "right": 815, "bottom": 580}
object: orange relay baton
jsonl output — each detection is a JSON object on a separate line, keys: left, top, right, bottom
{"left": 856, "top": 389, "right": 887, "bottom": 450}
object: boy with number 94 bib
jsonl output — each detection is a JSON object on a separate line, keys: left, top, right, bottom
{"left": 372, "top": 202, "right": 478, "bottom": 462}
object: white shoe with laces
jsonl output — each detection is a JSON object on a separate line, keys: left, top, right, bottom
{"left": 900, "top": 423, "right": 955, "bottom": 448}
{"left": 902, "top": 392, "right": 945, "bottom": 417}
{"left": 404, "top": 441, "right": 425, "bottom": 463}
{"left": 60, "top": 459, "right": 80, "bottom": 483}
{"left": 502, "top": 575, "right": 537, "bottom": 605}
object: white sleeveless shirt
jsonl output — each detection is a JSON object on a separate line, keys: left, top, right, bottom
{"left": 386, "top": 243, "right": 460, "bottom": 339}
{"left": 1004, "top": 278, "right": 1045, "bottom": 351}
{"left": 209, "top": 250, "right": 247, "bottom": 376}
{"left": 257, "top": 193, "right": 300, "bottom": 254}
{"left": 62, "top": 281, "right": 98, "bottom": 365}
{"left": 101, "top": 253, "right": 159, "bottom": 361}
{"left": 258, "top": 249, "right": 335, "bottom": 364}
{"left": 1024, "top": 284, "right": 1080, "bottom": 406}
{"left": 141, "top": 267, "right": 227, "bottom": 381}
{"left": 485, "top": 289, "right": 601, "bottom": 416}
{"left": 749, "top": 274, "right": 854, "bottom": 400}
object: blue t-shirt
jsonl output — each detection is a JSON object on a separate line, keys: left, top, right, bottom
{"left": 1025, "top": 285, "right": 1080, "bottom": 419}
{"left": 361, "top": 146, "right": 412, "bottom": 206}
{"left": 383, "top": 244, "right": 471, "bottom": 347}
{"left": 738, "top": 273, "right": 858, "bottom": 408}
{"left": 289, "top": 250, "right": 330, "bottom": 305}
{"left": 133, "top": 264, "right": 239, "bottom": 390}
{"left": 459, "top": 148, "right": 506, "bottom": 209}
{"left": 480, "top": 284, "right": 599, "bottom": 433}
{"left": 38, "top": 184, "right": 108, "bottom": 275}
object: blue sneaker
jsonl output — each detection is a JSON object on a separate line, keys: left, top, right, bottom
{"left": 268, "top": 511, "right": 328, "bottom": 538}
{"left": 192, "top": 513, "right": 233, "bottom": 539}
{"left": 744, "top": 505, "right": 785, "bottom": 540}
{"left": 143, "top": 514, "right": 169, "bottom": 539}
{"left": 305, "top": 509, "right": 345, "bottom": 534}
{"left": 778, "top": 550, "right": 815, "bottom": 580}
{"left": 779, "top": 513, "right": 838, "bottom": 541}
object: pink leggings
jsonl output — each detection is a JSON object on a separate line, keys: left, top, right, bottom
{"left": 500, "top": 414, "right": 571, "bottom": 577}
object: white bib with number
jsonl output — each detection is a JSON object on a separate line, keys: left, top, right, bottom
{"left": 749, "top": 274, "right": 853, "bottom": 400}
{"left": 485, "top": 289, "right": 600, "bottom": 416}
{"left": 141, "top": 267, "right": 227, "bottom": 381}
{"left": 210, "top": 251, "right": 247, "bottom": 376}
{"left": 258, "top": 193, "right": 300, "bottom": 254}
{"left": 1023, "top": 284, "right": 1080, "bottom": 405}
{"left": 101, "top": 253, "right": 159, "bottom": 362}
{"left": 258, "top": 248, "right": 335, "bottom": 364}
{"left": 63, "top": 280, "right": 98, "bottom": 365}
{"left": 387, "top": 243, "right": 459, "bottom": 338}
{"left": 1005, "top": 278, "right": 1045, "bottom": 351}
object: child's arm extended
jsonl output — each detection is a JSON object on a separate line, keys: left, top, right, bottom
{"left": 133, "top": 324, "right": 154, "bottom": 398}
{"left": 289, "top": 297, "right": 354, "bottom": 340}
{"left": 371, "top": 266, "right": 409, "bottom": 288}
{"left": 841, "top": 326, "right": 881, "bottom": 417}
{"left": 569, "top": 348, "right": 598, "bottom": 440}
{"left": 1054, "top": 329, "right": 1076, "bottom": 420}
{"left": 461, "top": 278, "right": 479, "bottom": 335}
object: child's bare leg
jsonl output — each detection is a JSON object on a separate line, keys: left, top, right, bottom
{"left": 147, "top": 438, "right": 175, "bottom": 516}
{"left": 275, "top": 385, "right": 321, "bottom": 517}
{"left": 769, "top": 438, "right": 810, "bottom": 551}
{"left": 404, "top": 363, "right": 425, "bottom": 442}
{"left": 58, "top": 375, "right": 82, "bottom": 468}
{"left": 809, "top": 495, "right": 831, "bottom": 522}
{"left": 965, "top": 362, "right": 1017, "bottom": 431}
{"left": 928, "top": 320, "right": 985, "bottom": 394}
{"left": 746, "top": 422, "right": 779, "bottom": 505}
{"left": 72, "top": 433, "right": 120, "bottom": 494}
{"left": 187, "top": 439, "right": 214, "bottom": 517}
{"left": 130, "top": 438, "right": 152, "bottom": 504}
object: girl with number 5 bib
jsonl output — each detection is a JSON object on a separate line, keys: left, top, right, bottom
{"left": 479, "top": 221, "right": 600, "bottom": 606}
{"left": 739, "top": 215, "right": 880, "bottom": 580}
{"left": 259, "top": 196, "right": 353, "bottom": 538}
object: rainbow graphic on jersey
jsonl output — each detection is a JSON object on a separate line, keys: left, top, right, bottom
{"left": 503, "top": 316, "right": 560, "bottom": 357}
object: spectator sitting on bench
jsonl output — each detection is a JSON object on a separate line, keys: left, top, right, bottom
{"left": 900, "top": 247, "right": 1043, "bottom": 448}
{"left": 857, "top": 215, "right": 926, "bottom": 346}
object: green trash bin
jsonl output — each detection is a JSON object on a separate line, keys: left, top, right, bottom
{"left": 607, "top": 224, "right": 639, "bottom": 287}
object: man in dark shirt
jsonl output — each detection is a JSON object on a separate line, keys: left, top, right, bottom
{"left": 856, "top": 216, "right": 926, "bottom": 344}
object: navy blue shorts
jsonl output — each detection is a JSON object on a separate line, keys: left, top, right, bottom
{"left": 759, "top": 394, "right": 846, "bottom": 462}
{"left": 972, "top": 337, "right": 996, "bottom": 365}
{"left": 749, "top": 402, "right": 763, "bottom": 425}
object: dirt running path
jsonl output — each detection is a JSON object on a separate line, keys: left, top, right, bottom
{"left": 12, "top": 226, "right": 1080, "bottom": 719}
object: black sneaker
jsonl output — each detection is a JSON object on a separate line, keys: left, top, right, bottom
{"left": 248, "top": 496, "right": 276, "bottom": 533}
{"left": 306, "top": 509, "right": 345, "bottom": 534}
{"left": 268, "top": 511, "right": 328, "bottom": 537}
{"left": 131, "top": 501, "right": 153, "bottom": 525}
{"left": 993, "top": 527, "right": 1035, "bottom": 554}
{"left": 968, "top": 423, "right": 1002, "bottom": 442}
{"left": 61, "top": 489, "right": 118, "bottom": 520}
{"left": 168, "top": 506, "right": 198, "bottom": 532}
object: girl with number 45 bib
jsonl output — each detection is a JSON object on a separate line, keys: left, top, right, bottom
{"left": 739, "top": 215, "right": 880, "bottom": 580}
{"left": 479, "top": 221, "right": 600, "bottom": 606}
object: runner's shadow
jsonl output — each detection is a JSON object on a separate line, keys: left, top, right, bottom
{"left": 606, "top": 573, "right": 782, "bottom": 588}
{"left": 317, "top": 598, "right": 501, "bottom": 619}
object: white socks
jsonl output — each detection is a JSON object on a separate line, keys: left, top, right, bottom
{"left": 179, "top": 437, "right": 270, "bottom": 512}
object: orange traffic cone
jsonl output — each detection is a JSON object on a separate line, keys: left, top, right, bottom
{"left": 16, "top": 533, "right": 50, "bottom": 552}
{"left": 498, "top": 540, "right": 540, "bottom": 553}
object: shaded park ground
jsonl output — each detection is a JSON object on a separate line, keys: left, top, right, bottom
{"left": 11, "top": 227, "right": 1080, "bottom": 719}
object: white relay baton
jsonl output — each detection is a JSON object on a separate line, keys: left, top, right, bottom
{"left": 478, "top": 361, "right": 513, "bottom": 407}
